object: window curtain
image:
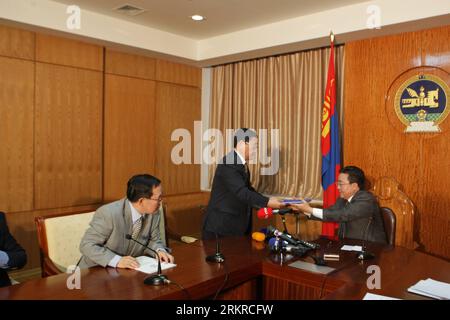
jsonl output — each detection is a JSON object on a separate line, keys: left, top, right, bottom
{"left": 208, "top": 45, "right": 345, "bottom": 199}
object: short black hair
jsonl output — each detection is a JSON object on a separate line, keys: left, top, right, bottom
{"left": 126, "top": 174, "right": 161, "bottom": 202}
{"left": 340, "top": 166, "right": 365, "bottom": 190}
{"left": 233, "top": 128, "right": 257, "bottom": 148}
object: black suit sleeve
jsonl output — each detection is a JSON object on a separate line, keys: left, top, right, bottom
{"left": 219, "top": 165, "right": 269, "bottom": 208}
{"left": 0, "top": 212, "right": 27, "bottom": 269}
{"left": 322, "top": 193, "right": 375, "bottom": 222}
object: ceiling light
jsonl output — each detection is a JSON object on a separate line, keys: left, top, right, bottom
{"left": 191, "top": 15, "right": 205, "bottom": 21}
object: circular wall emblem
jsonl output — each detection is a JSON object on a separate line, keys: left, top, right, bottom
{"left": 394, "top": 74, "right": 450, "bottom": 132}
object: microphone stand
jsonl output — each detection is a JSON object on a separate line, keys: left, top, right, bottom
{"left": 357, "top": 218, "right": 375, "bottom": 260}
{"left": 206, "top": 233, "right": 225, "bottom": 263}
{"left": 125, "top": 234, "right": 168, "bottom": 285}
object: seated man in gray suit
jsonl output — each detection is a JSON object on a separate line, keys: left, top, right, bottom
{"left": 79, "top": 174, "right": 174, "bottom": 269}
{"left": 290, "top": 166, "right": 387, "bottom": 244}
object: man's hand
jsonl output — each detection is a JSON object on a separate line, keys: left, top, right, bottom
{"left": 117, "top": 256, "right": 140, "bottom": 269}
{"left": 157, "top": 251, "right": 175, "bottom": 264}
{"left": 289, "top": 200, "right": 313, "bottom": 217}
{"left": 267, "top": 197, "right": 285, "bottom": 209}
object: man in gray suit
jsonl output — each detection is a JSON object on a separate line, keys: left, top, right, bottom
{"left": 79, "top": 174, "right": 174, "bottom": 269}
{"left": 290, "top": 166, "right": 387, "bottom": 244}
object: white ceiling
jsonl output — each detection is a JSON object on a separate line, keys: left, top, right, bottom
{"left": 53, "top": 0, "right": 368, "bottom": 39}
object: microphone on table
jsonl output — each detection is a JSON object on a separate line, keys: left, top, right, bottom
{"left": 357, "top": 217, "right": 375, "bottom": 260}
{"left": 257, "top": 207, "right": 294, "bottom": 219}
{"left": 267, "top": 237, "right": 309, "bottom": 256}
{"left": 125, "top": 234, "right": 168, "bottom": 286}
{"left": 205, "top": 233, "right": 225, "bottom": 263}
{"left": 266, "top": 225, "right": 320, "bottom": 250}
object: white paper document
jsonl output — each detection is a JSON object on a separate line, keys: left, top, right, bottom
{"left": 363, "top": 293, "right": 400, "bottom": 300}
{"left": 341, "top": 245, "right": 363, "bottom": 252}
{"left": 407, "top": 278, "right": 450, "bottom": 300}
{"left": 134, "top": 256, "right": 176, "bottom": 274}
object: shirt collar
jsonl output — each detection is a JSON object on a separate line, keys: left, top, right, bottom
{"left": 347, "top": 194, "right": 354, "bottom": 203}
{"left": 129, "top": 201, "right": 144, "bottom": 224}
{"left": 235, "top": 149, "right": 246, "bottom": 165}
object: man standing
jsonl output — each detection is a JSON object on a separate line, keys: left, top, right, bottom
{"left": 202, "top": 128, "right": 284, "bottom": 239}
{"left": 79, "top": 174, "right": 174, "bottom": 269}
{"left": 290, "top": 166, "right": 387, "bottom": 244}
{"left": 0, "top": 212, "right": 27, "bottom": 287}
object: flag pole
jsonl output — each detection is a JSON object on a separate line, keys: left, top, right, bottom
{"left": 330, "top": 31, "right": 334, "bottom": 43}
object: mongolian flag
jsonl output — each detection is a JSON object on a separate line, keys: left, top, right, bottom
{"left": 321, "top": 33, "right": 341, "bottom": 239}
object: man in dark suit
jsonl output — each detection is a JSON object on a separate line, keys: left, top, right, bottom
{"left": 202, "top": 128, "right": 284, "bottom": 239}
{"left": 0, "top": 212, "right": 27, "bottom": 287}
{"left": 290, "top": 166, "right": 387, "bottom": 244}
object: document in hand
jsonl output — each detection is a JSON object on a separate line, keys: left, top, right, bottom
{"left": 134, "top": 256, "right": 177, "bottom": 274}
{"left": 407, "top": 278, "right": 450, "bottom": 300}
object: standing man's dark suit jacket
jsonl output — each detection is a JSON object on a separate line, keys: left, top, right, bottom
{"left": 321, "top": 190, "right": 387, "bottom": 244}
{"left": 0, "top": 212, "right": 27, "bottom": 287}
{"left": 202, "top": 151, "right": 269, "bottom": 238}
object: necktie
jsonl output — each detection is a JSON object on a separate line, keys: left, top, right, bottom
{"left": 244, "top": 163, "right": 250, "bottom": 184}
{"left": 132, "top": 216, "right": 143, "bottom": 239}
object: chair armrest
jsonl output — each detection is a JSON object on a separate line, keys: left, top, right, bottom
{"left": 42, "top": 257, "right": 63, "bottom": 277}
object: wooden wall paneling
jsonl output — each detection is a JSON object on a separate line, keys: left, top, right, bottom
{"left": 5, "top": 204, "right": 101, "bottom": 270}
{"left": 36, "top": 34, "right": 103, "bottom": 71}
{"left": 104, "top": 74, "right": 156, "bottom": 202}
{"left": 343, "top": 33, "right": 423, "bottom": 225}
{"left": 34, "top": 63, "right": 103, "bottom": 209}
{"left": 421, "top": 25, "right": 450, "bottom": 70}
{"left": 0, "top": 57, "right": 34, "bottom": 212}
{"left": 105, "top": 49, "right": 156, "bottom": 80}
{"left": 155, "top": 59, "right": 201, "bottom": 88}
{"left": 163, "top": 192, "right": 210, "bottom": 238}
{"left": 154, "top": 83, "right": 201, "bottom": 195}
{"left": 344, "top": 25, "right": 450, "bottom": 259}
{"left": 417, "top": 26, "right": 450, "bottom": 259}
{"left": 0, "top": 25, "right": 35, "bottom": 60}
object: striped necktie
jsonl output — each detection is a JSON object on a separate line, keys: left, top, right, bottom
{"left": 132, "top": 216, "right": 143, "bottom": 239}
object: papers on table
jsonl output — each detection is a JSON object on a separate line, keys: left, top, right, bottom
{"left": 341, "top": 245, "right": 363, "bottom": 252}
{"left": 407, "top": 278, "right": 450, "bottom": 300}
{"left": 134, "top": 256, "right": 176, "bottom": 274}
{"left": 363, "top": 293, "right": 400, "bottom": 300}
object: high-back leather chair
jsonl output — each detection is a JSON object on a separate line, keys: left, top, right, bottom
{"left": 380, "top": 207, "right": 396, "bottom": 245}
{"left": 371, "top": 177, "right": 418, "bottom": 249}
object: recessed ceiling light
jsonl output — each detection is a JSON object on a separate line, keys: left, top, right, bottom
{"left": 191, "top": 15, "right": 205, "bottom": 21}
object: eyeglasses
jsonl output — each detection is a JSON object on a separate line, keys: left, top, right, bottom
{"left": 335, "top": 182, "right": 351, "bottom": 187}
{"left": 148, "top": 196, "right": 163, "bottom": 202}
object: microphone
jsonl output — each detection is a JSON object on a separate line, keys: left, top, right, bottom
{"left": 266, "top": 225, "right": 320, "bottom": 250}
{"left": 357, "top": 217, "right": 375, "bottom": 260}
{"left": 266, "top": 225, "right": 299, "bottom": 246}
{"left": 125, "top": 234, "right": 168, "bottom": 285}
{"left": 257, "top": 207, "right": 294, "bottom": 219}
{"left": 268, "top": 237, "right": 309, "bottom": 256}
{"left": 205, "top": 233, "right": 225, "bottom": 263}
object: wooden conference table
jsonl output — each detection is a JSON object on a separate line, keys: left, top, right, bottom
{"left": 1, "top": 237, "right": 449, "bottom": 300}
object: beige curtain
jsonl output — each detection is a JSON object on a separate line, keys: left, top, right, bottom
{"left": 209, "top": 45, "right": 345, "bottom": 199}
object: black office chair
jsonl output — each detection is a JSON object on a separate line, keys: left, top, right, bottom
{"left": 380, "top": 207, "right": 396, "bottom": 246}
